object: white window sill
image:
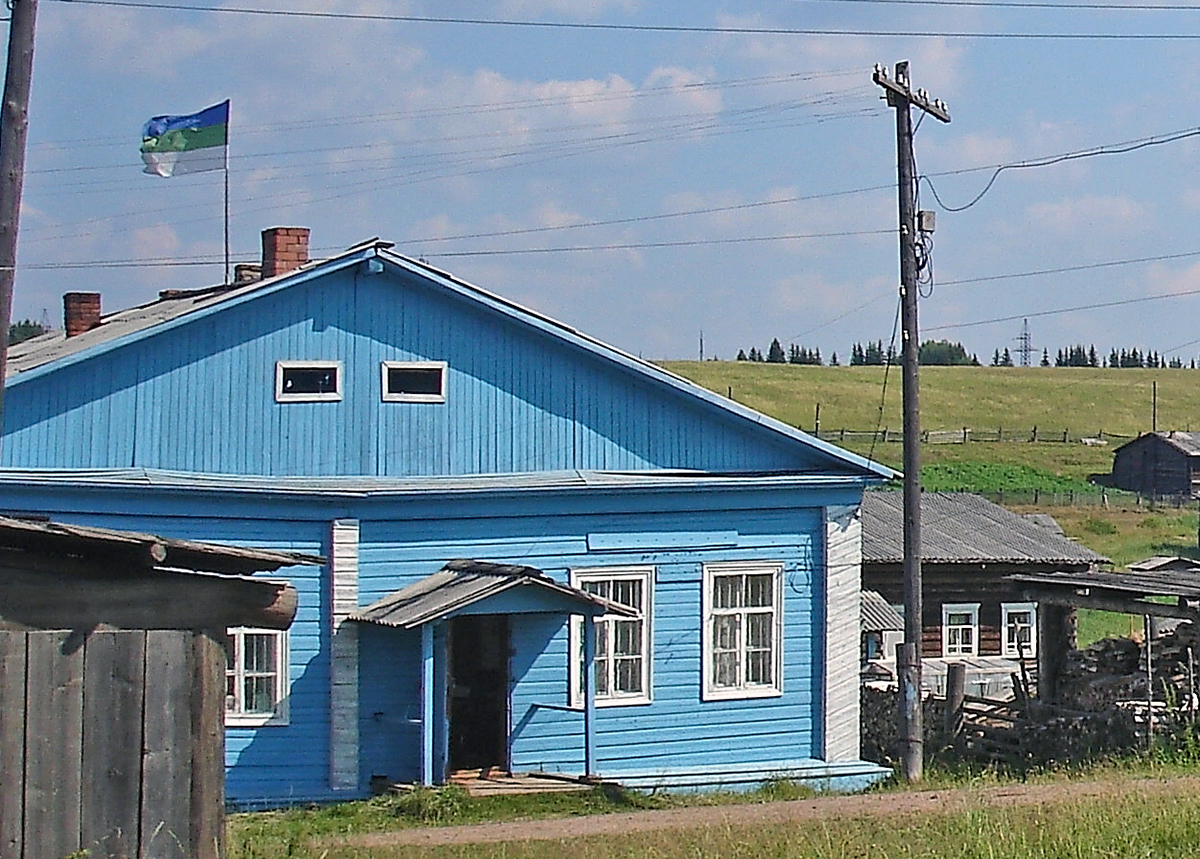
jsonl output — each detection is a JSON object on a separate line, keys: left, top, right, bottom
{"left": 702, "top": 685, "right": 783, "bottom": 702}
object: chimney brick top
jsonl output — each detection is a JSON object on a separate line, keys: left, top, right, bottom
{"left": 63, "top": 292, "right": 101, "bottom": 338}
{"left": 261, "top": 227, "right": 310, "bottom": 279}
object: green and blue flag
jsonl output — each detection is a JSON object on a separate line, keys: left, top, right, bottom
{"left": 140, "top": 100, "right": 229, "bottom": 178}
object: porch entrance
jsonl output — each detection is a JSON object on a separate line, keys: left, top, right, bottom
{"left": 448, "top": 614, "right": 510, "bottom": 772}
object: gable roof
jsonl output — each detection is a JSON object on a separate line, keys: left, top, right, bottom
{"left": 350, "top": 559, "right": 634, "bottom": 628}
{"left": 7, "top": 238, "right": 895, "bottom": 481}
{"left": 1114, "top": 431, "right": 1200, "bottom": 457}
{"left": 862, "top": 491, "right": 1109, "bottom": 566}
{"left": 861, "top": 589, "right": 904, "bottom": 632}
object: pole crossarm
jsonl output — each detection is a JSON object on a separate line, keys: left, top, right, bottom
{"left": 873, "top": 63, "right": 951, "bottom": 123}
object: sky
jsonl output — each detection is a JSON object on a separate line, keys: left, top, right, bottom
{"left": 11, "top": 0, "right": 1200, "bottom": 365}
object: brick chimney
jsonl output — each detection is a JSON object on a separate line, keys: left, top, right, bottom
{"left": 63, "top": 292, "right": 101, "bottom": 337}
{"left": 261, "top": 227, "right": 310, "bottom": 278}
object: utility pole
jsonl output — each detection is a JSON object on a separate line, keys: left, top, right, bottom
{"left": 874, "top": 61, "right": 949, "bottom": 783}
{"left": 0, "top": 0, "right": 38, "bottom": 438}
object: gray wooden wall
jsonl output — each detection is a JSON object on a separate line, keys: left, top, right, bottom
{"left": 0, "top": 629, "right": 225, "bottom": 859}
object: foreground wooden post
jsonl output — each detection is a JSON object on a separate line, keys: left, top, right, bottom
{"left": 898, "top": 642, "right": 923, "bottom": 781}
{"left": 945, "top": 662, "right": 965, "bottom": 736}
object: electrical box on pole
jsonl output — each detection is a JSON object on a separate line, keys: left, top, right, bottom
{"left": 873, "top": 60, "right": 949, "bottom": 784}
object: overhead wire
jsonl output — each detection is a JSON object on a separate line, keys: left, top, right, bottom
{"left": 43, "top": 0, "right": 1200, "bottom": 39}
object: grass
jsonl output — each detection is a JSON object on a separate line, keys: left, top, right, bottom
{"left": 662, "top": 363, "right": 1200, "bottom": 439}
{"left": 228, "top": 758, "right": 1200, "bottom": 858}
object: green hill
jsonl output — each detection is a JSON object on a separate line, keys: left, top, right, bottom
{"left": 661, "top": 363, "right": 1198, "bottom": 486}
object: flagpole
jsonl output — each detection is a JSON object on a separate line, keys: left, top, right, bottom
{"left": 224, "top": 100, "right": 231, "bottom": 285}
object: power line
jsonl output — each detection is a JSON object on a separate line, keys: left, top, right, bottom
{"left": 807, "top": 0, "right": 1200, "bottom": 9}
{"left": 44, "top": 0, "right": 1200, "bottom": 39}
{"left": 925, "top": 287, "right": 1200, "bottom": 332}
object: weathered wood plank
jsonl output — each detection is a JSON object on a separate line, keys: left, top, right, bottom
{"left": 191, "top": 631, "right": 226, "bottom": 859}
{"left": 141, "top": 630, "right": 193, "bottom": 859}
{"left": 24, "top": 630, "right": 83, "bottom": 859}
{"left": 0, "top": 564, "right": 298, "bottom": 630}
{"left": 81, "top": 630, "right": 146, "bottom": 859}
{"left": 0, "top": 632, "right": 26, "bottom": 859}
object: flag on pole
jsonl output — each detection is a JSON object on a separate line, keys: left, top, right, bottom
{"left": 140, "top": 100, "right": 229, "bottom": 178}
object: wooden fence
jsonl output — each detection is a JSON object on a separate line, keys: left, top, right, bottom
{"left": 0, "top": 628, "right": 225, "bottom": 859}
{"left": 813, "top": 427, "right": 1136, "bottom": 445}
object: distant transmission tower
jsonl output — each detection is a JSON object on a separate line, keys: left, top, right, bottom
{"left": 1016, "top": 318, "right": 1035, "bottom": 367}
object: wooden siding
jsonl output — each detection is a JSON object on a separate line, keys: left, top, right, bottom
{"left": 4, "top": 269, "right": 826, "bottom": 477}
{"left": 4, "top": 477, "right": 867, "bottom": 802}
{"left": 356, "top": 503, "right": 824, "bottom": 783}
{"left": 823, "top": 505, "right": 861, "bottom": 763}
{"left": 328, "top": 520, "right": 359, "bottom": 791}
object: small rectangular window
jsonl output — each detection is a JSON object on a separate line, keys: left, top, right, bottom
{"left": 1002, "top": 602, "right": 1037, "bottom": 659}
{"left": 941, "top": 603, "right": 979, "bottom": 658}
{"left": 381, "top": 361, "right": 446, "bottom": 403}
{"left": 275, "top": 361, "right": 342, "bottom": 402}
{"left": 225, "top": 627, "right": 289, "bottom": 726}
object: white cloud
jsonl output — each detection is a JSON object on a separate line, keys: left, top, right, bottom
{"left": 1024, "top": 195, "right": 1150, "bottom": 237}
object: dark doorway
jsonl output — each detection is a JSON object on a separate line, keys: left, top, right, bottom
{"left": 448, "top": 614, "right": 510, "bottom": 773}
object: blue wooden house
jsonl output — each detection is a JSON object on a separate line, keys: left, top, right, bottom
{"left": 1, "top": 228, "right": 894, "bottom": 805}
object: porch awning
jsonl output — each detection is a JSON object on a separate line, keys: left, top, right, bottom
{"left": 350, "top": 559, "right": 636, "bottom": 629}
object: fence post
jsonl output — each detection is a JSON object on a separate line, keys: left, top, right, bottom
{"left": 1032, "top": 425, "right": 1038, "bottom": 442}
{"left": 962, "top": 426, "right": 968, "bottom": 444}
{"left": 945, "top": 662, "right": 966, "bottom": 736}
{"left": 1063, "top": 429, "right": 1069, "bottom": 443}
{"left": 999, "top": 426, "right": 1003, "bottom": 441}
{"left": 883, "top": 427, "right": 888, "bottom": 444}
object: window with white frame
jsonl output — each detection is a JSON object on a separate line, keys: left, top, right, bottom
{"left": 225, "top": 627, "right": 289, "bottom": 726}
{"left": 275, "top": 361, "right": 342, "bottom": 402}
{"left": 381, "top": 361, "right": 447, "bottom": 403}
{"left": 1002, "top": 602, "right": 1037, "bottom": 659}
{"left": 570, "top": 567, "right": 652, "bottom": 707}
{"left": 702, "top": 562, "right": 783, "bottom": 700}
{"left": 941, "top": 603, "right": 979, "bottom": 658}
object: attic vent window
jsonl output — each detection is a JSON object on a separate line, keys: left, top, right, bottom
{"left": 381, "top": 361, "right": 446, "bottom": 403}
{"left": 276, "top": 361, "right": 343, "bottom": 402}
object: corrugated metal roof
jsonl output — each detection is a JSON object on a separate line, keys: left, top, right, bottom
{"left": 1114, "top": 431, "right": 1200, "bottom": 457}
{"left": 351, "top": 559, "right": 634, "bottom": 628}
{"left": 1128, "top": 556, "right": 1200, "bottom": 573}
{"left": 861, "top": 589, "right": 904, "bottom": 632}
{"left": 861, "top": 491, "right": 1109, "bottom": 565}
{"left": 4, "top": 238, "right": 895, "bottom": 481}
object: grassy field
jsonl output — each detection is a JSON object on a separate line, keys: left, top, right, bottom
{"left": 227, "top": 764, "right": 1200, "bottom": 858}
{"left": 661, "top": 363, "right": 1200, "bottom": 441}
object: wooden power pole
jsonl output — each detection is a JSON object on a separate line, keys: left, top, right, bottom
{"left": 873, "top": 61, "right": 949, "bottom": 783}
{"left": 0, "top": 0, "right": 38, "bottom": 438}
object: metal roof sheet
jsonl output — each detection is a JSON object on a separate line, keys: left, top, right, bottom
{"left": 0, "top": 466, "right": 874, "bottom": 498}
{"left": 351, "top": 559, "right": 633, "bottom": 628}
{"left": 861, "top": 589, "right": 904, "bottom": 632}
{"left": 861, "top": 491, "right": 1109, "bottom": 565}
{"left": 1114, "top": 431, "right": 1200, "bottom": 457}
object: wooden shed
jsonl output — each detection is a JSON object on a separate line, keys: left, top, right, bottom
{"left": 0, "top": 516, "right": 319, "bottom": 859}
{"left": 1110, "top": 431, "right": 1200, "bottom": 498}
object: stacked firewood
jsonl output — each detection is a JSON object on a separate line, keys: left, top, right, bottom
{"left": 1058, "top": 621, "right": 1200, "bottom": 715}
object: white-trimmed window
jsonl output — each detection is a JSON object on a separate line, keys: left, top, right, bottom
{"left": 275, "top": 361, "right": 342, "bottom": 402}
{"left": 570, "top": 567, "right": 652, "bottom": 707}
{"left": 702, "top": 562, "right": 783, "bottom": 700}
{"left": 1002, "top": 602, "right": 1038, "bottom": 659}
{"left": 381, "top": 361, "right": 447, "bottom": 403}
{"left": 225, "top": 628, "right": 289, "bottom": 726}
{"left": 941, "top": 603, "right": 979, "bottom": 658}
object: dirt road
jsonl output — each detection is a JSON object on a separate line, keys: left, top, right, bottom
{"left": 330, "top": 775, "right": 1200, "bottom": 848}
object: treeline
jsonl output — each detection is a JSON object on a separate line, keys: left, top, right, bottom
{"left": 8, "top": 319, "right": 45, "bottom": 346}
{"left": 734, "top": 339, "right": 978, "bottom": 366}
{"left": 733, "top": 338, "right": 1196, "bottom": 369}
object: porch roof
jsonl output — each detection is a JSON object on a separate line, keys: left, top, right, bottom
{"left": 350, "top": 559, "right": 635, "bottom": 629}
